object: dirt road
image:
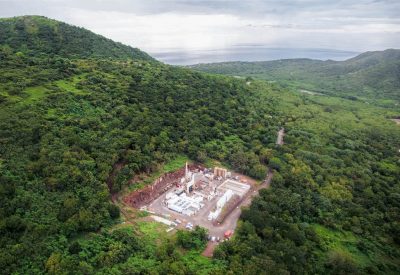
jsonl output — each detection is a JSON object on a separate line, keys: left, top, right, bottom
{"left": 202, "top": 128, "right": 284, "bottom": 257}
{"left": 113, "top": 127, "right": 285, "bottom": 257}
{"left": 276, "top": 127, "right": 285, "bottom": 145}
{"left": 391, "top": 118, "right": 400, "bottom": 125}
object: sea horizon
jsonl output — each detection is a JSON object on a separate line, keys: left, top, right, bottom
{"left": 150, "top": 47, "right": 360, "bottom": 65}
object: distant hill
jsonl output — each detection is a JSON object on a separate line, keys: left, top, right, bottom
{"left": 0, "top": 15, "right": 279, "bottom": 273}
{"left": 0, "top": 15, "right": 154, "bottom": 60}
{"left": 190, "top": 49, "right": 400, "bottom": 100}
{"left": 1, "top": 15, "right": 399, "bottom": 275}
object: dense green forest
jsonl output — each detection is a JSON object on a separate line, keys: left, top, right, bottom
{"left": 215, "top": 87, "right": 400, "bottom": 274}
{"left": 189, "top": 49, "right": 400, "bottom": 102}
{"left": 0, "top": 16, "right": 153, "bottom": 61}
{"left": 0, "top": 16, "right": 399, "bottom": 274}
{"left": 0, "top": 16, "right": 277, "bottom": 274}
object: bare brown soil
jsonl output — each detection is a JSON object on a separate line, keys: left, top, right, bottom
{"left": 109, "top": 128, "right": 285, "bottom": 258}
{"left": 123, "top": 164, "right": 204, "bottom": 208}
{"left": 202, "top": 241, "right": 218, "bottom": 257}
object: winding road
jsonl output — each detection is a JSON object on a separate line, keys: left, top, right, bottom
{"left": 277, "top": 127, "right": 285, "bottom": 145}
{"left": 202, "top": 127, "right": 285, "bottom": 256}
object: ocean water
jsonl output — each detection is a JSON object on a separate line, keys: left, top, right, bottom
{"left": 150, "top": 47, "right": 359, "bottom": 65}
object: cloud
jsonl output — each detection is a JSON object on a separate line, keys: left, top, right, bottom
{"left": 65, "top": 9, "right": 247, "bottom": 51}
{"left": 0, "top": 0, "right": 399, "bottom": 52}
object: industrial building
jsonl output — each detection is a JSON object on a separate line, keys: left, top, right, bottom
{"left": 166, "top": 192, "right": 204, "bottom": 216}
{"left": 217, "top": 179, "right": 250, "bottom": 198}
{"left": 208, "top": 189, "right": 234, "bottom": 221}
{"left": 214, "top": 167, "right": 227, "bottom": 178}
{"left": 181, "top": 162, "right": 196, "bottom": 194}
{"left": 165, "top": 162, "right": 205, "bottom": 215}
{"left": 160, "top": 163, "right": 250, "bottom": 222}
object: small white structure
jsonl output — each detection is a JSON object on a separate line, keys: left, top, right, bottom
{"left": 151, "top": 215, "right": 175, "bottom": 226}
{"left": 208, "top": 190, "right": 234, "bottom": 221}
{"left": 166, "top": 192, "right": 204, "bottom": 216}
{"left": 181, "top": 162, "right": 196, "bottom": 194}
{"left": 217, "top": 189, "right": 233, "bottom": 209}
{"left": 165, "top": 163, "right": 209, "bottom": 216}
{"left": 217, "top": 179, "right": 250, "bottom": 197}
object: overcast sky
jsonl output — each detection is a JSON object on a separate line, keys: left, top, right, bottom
{"left": 0, "top": 0, "right": 399, "bottom": 53}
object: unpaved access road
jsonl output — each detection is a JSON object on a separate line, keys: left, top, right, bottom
{"left": 391, "top": 118, "right": 400, "bottom": 125}
{"left": 115, "top": 127, "right": 285, "bottom": 257}
{"left": 276, "top": 127, "right": 285, "bottom": 145}
{"left": 202, "top": 128, "right": 285, "bottom": 257}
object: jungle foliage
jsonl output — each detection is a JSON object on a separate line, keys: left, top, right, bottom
{"left": 1, "top": 16, "right": 399, "bottom": 274}
{"left": 0, "top": 16, "right": 277, "bottom": 274}
{"left": 215, "top": 91, "right": 400, "bottom": 274}
{"left": 0, "top": 16, "right": 153, "bottom": 61}
{"left": 190, "top": 49, "right": 400, "bottom": 102}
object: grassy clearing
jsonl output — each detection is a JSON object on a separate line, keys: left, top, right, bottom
{"left": 23, "top": 86, "right": 49, "bottom": 103}
{"left": 54, "top": 74, "right": 88, "bottom": 95}
{"left": 55, "top": 80, "right": 84, "bottom": 94}
{"left": 312, "top": 224, "right": 371, "bottom": 267}
{"left": 136, "top": 221, "right": 168, "bottom": 244}
{"left": 46, "top": 108, "right": 57, "bottom": 118}
{"left": 180, "top": 250, "right": 224, "bottom": 274}
{"left": 110, "top": 218, "right": 167, "bottom": 245}
{"left": 162, "top": 154, "right": 189, "bottom": 173}
{"left": 203, "top": 158, "right": 223, "bottom": 168}
{"left": 20, "top": 74, "right": 88, "bottom": 105}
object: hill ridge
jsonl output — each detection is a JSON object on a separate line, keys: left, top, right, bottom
{"left": 189, "top": 49, "right": 400, "bottom": 101}
{"left": 0, "top": 15, "right": 154, "bottom": 61}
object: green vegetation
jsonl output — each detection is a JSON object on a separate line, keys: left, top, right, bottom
{"left": 0, "top": 16, "right": 275, "bottom": 274}
{"left": 190, "top": 49, "right": 400, "bottom": 103}
{"left": 0, "top": 15, "right": 153, "bottom": 61}
{"left": 177, "top": 226, "right": 208, "bottom": 250}
{"left": 1, "top": 15, "right": 399, "bottom": 274}
{"left": 119, "top": 155, "right": 190, "bottom": 193}
{"left": 214, "top": 85, "right": 400, "bottom": 274}
{"left": 137, "top": 221, "right": 168, "bottom": 243}
{"left": 40, "top": 224, "right": 217, "bottom": 274}
{"left": 23, "top": 86, "right": 49, "bottom": 103}
{"left": 312, "top": 224, "right": 371, "bottom": 268}
{"left": 163, "top": 155, "right": 190, "bottom": 173}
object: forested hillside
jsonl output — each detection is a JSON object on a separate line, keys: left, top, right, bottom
{"left": 0, "top": 16, "right": 278, "bottom": 274}
{"left": 0, "top": 16, "right": 153, "bottom": 60}
{"left": 215, "top": 86, "right": 400, "bottom": 273}
{"left": 189, "top": 49, "right": 400, "bottom": 101}
{"left": 1, "top": 16, "right": 399, "bottom": 274}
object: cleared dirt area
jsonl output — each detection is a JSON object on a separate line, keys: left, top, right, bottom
{"left": 298, "top": 89, "right": 324, "bottom": 96}
{"left": 145, "top": 171, "right": 257, "bottom": 239}
{"left": 201, "top": 127, "right": 284, "bottom": 256}
{"left": 200, "top": 169, "right": 275, "bottom": 257}
{"left": 123, "top": 163, "right": 204, "bottom": 208}
{"left": 391, "top": 118, "right": 400, "bottom": 125}
{"left": 115, "top": 128, "right": 285, "bottom": 257}
{"left": 277, "top": 128, "right": 285, "bottom": 145}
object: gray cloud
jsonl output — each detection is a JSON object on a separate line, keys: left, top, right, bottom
{"left": 0, "top": 0, "right": 399, "bottom": 52}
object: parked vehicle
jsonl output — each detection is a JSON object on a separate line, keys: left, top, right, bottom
{"left": 224, "top": 230, "right": 233, "bottom": 239}
{"left": 185, "top": 223, "right": 193, "bottom": 230}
